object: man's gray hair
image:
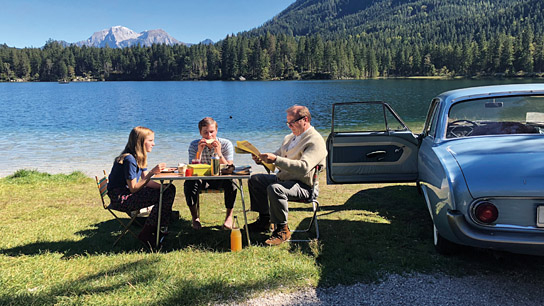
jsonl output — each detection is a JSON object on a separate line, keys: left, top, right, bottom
{"left": 286, "top": 105, "right": 311, "bottom": 122}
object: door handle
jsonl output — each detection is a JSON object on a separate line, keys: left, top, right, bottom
{"left": 366, "top": 150, "right": 386, "bottom": 158}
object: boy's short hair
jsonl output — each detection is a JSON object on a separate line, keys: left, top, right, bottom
{"left": 198, "top": 117, "right": 217, "bottom": 131}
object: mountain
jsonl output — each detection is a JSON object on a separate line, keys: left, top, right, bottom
{"left": 75, "top": 26, "right": 186, "bottom": 48}
{"left": 246, "top": 0, "right": 544, "bottom": 43}
{"left": 200, "top": 39, "right": 214, "bottom": 45}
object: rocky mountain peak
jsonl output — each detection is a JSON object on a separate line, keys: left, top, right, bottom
{"left": 75, "top": 26, "right": 186, "bottom": 48}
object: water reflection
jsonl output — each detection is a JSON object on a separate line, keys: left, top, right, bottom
{"left": 0, "top": 79, "right": 539, "bottom": 177}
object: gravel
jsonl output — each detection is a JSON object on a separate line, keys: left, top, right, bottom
{"left": 221, "top": 272, "right": 544, "bottom": 305}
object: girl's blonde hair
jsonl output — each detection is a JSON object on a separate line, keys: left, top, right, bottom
{"left": 115, "top": 126, "right": 154, "bottom": 169}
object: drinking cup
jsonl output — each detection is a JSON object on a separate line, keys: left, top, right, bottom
{"left": 178, "top": 163, "right": 187, "bottom": 177}
{"left": 185, "top": 168, "right": 194, "bottom": 177}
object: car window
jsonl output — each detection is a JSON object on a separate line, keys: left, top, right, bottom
{"left": 332, "top": 102, "right": 408, "bottom": 133}
{"left": 423, "top": 98, "right": 440, "bottom": 137}
{"left": 446, "top": 95, "right": 544, "bottom": 138}
{"left": 384, "top": 108, "right": 408, "bottom": 131}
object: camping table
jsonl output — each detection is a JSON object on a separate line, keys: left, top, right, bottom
{"left": 151, "top": 173, "right": 252, "bottom": 248}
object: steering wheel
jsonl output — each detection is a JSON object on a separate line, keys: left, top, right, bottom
{"left": 449, "top": 119, "right": 478, "bottom": 137}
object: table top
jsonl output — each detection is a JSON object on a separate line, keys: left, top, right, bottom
{"left": 151, "top": 172, "right": 251, "bottom": 181}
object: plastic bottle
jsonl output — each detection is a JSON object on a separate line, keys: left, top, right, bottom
{"left": 230, "top": 216, "right": 242, "bottom": 252}
{"left": 211, "top": 153, "right": 220, "bottom": 176}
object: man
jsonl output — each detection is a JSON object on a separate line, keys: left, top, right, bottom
{"left": 248, "top": 105, "right": 327, "bottom": 246}
{"left": 185, "top": 117, "right": 237, "bottom": 230}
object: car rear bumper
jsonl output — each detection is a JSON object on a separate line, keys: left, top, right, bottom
{"left": 447, "top": 210, "right": 544, "bottom": 256}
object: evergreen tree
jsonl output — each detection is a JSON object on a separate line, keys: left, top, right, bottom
{"left": 367, "top": 48, "right": 378, "bottom": 78}
{"left": 1, "top": 0, "right": 544, "bottom": 82}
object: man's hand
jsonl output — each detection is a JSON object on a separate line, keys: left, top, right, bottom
{"left": 251, "top": 154, "right": 262, "bottom": 165}
{"left": 259, "top": 153, "right": 277, "bottom": 164}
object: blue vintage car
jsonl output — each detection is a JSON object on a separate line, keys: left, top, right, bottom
{"left": 326, "top": 84, "right": 544, "bottom": 255}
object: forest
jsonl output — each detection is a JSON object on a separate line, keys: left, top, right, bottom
{"left": 1, "top": 0, "right": 543, "bottom": 81}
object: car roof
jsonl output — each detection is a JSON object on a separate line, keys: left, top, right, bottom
{"left": 436, "top": 83, "right": 544, "bottom": 106}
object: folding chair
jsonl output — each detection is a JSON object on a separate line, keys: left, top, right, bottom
{"left": 289, "top": 165, "right": 322, "bottom": 242}
{"left": 95, "top": 170, "right": 141, "bottom": 246}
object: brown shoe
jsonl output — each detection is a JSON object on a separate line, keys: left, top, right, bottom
{"left": 265, "top": 224, "right": 291, "bottom": 246}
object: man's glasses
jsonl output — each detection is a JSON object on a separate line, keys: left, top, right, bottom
{"left": 286, "top": 116, "right": 306, "bottom": 127}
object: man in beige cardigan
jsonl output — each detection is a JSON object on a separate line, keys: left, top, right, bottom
{"left": 248, "top": 105, "right": 327, "bottom": 246}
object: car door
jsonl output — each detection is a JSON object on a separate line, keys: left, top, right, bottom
{"left": 326, "top": 101, "right": 419, "bottom": 184}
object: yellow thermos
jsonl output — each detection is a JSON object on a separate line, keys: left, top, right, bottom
{"left": 230, "top": 216, "right": 242, "bottom": 252}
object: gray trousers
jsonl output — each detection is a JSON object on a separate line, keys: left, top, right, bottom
{"left": 248, "top": 174, "right": 312, "bottom": 226}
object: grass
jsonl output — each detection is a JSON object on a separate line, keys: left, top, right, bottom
{"left": 2, "top": 170, "right": 544, "bottom": 305}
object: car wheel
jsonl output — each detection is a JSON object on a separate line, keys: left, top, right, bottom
{"left": 433, "top": 225, "right": 459, "bottom": 255}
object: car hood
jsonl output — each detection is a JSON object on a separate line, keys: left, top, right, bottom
{"left": 446, "top": 136, "right": 544, "bottom": 198}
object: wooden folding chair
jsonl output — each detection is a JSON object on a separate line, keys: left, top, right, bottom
{"left": 289, "top": 165, "right": 322, "bottom": 242}
{"left": 95, "top": 170, "right": 141, "bottom": 246}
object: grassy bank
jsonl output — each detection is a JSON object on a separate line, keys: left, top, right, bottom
{"left": 2, "top": 170, "right": 544, "bottom": 305}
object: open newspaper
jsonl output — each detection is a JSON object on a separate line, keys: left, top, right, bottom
{"left": 235, "top": 140, "right": 275, "bottom": 174}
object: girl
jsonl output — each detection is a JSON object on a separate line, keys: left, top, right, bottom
{"left": 107, "top": 126, "right": 176, "bottom": 248}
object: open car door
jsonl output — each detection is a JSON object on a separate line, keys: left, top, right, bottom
{"left": 327, "top": 101, "right": 419, "bottom": 184}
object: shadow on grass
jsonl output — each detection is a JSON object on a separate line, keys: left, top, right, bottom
{"left": 150, "top": 269, "right": 303, "bottom": 306}
{"left": 289, "top": 184, "right": 544, "bottom": 287}
{"left": 0, "top": 258, "right": 159, "bottom": 305}
{"left": 0, "top": 255, "right": 302, "bottom": 305}
{"left": 0, "top": 215, "right": 245, "bottom": 258}
{"left": 0, "top": 207, "right": 270, "bottom": 260}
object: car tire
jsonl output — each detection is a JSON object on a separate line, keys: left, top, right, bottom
{"left": 433, "top": 225, "right": 459, "bottom": 255}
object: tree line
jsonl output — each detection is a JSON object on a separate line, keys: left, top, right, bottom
{"left": 249, "top": 0, "right": 544, "bottom": 43}
{"left": 1, "top": 29, "right": 543, "bottom": 82}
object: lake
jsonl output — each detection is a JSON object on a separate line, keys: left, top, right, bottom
{"left": 0, "top": 78, "right": 540, "bottom": 177}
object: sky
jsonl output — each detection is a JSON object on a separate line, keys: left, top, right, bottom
{"left": 0, "top": 0, "right": 296, "bottom": 48}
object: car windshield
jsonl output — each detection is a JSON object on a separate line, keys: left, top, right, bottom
{"left": 446, "top": 95, "right": 544, "bottom": 138}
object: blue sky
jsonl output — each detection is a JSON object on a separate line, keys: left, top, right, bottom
{"left": 0, "top": 0, "right": 296, "bottom": 48}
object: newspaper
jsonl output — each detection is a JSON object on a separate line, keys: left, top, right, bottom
{"left": 235, "top": 140, "right": 275, "bottom": 173}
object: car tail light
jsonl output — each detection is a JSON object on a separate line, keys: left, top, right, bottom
{"left": 474, "top": 201, "right": 499, "bottom": 224}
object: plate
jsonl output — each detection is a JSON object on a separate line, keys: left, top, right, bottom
{"left": 161, "top": 168, "right": 176, "bottom": 173}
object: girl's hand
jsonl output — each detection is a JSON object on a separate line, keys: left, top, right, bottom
{"left": 151, "top": 163, "right": 166, "bottom": 174}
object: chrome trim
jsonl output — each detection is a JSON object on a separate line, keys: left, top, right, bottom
{"left": 492, "top": 224, "right": 544, "bottom": 230}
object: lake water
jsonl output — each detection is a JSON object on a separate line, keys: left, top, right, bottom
{"left": 0, "top": 79, "right": 539, "bottom": 177}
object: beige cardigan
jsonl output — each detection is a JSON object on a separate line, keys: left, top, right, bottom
{"left": 273, "top": 126, "right": 327, "bottom": 187}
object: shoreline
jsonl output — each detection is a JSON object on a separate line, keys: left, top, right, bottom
{"left": 3, "top": 74, "right": 544, "bottom": 83}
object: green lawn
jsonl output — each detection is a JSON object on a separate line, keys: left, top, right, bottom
{"left": 2, "top": 170, "right": 544, "bottom": 305}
